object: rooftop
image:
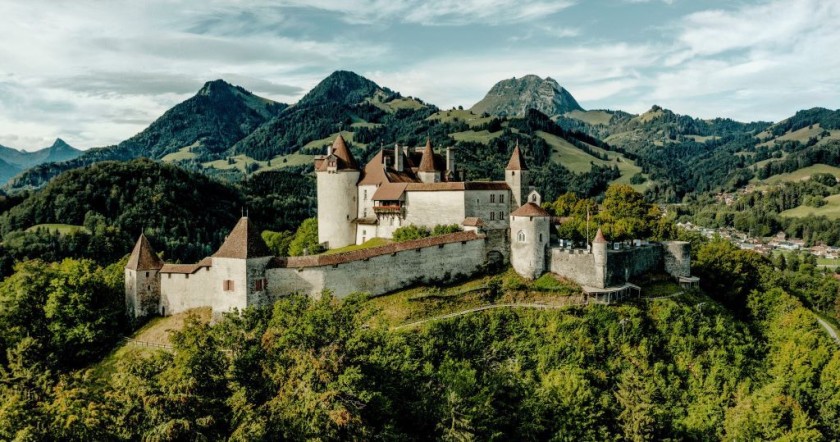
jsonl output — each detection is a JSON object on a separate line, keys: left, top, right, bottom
{"left": 126, "top": 234, "right": 164, "bottom": 270}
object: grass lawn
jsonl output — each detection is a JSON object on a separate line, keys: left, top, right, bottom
{"left": 25, "top": 223, "right": 89, "bottom": 235}
{"left": 322, "top": 237, "right": 392, "bottom": 255}
{"left": 780, "top": 194, "right": 840, "bottom": 220}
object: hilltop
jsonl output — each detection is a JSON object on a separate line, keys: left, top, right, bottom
{"left": 470, "top": 74, "right": 583, "bottom": 117}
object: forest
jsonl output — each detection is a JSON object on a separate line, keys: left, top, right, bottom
{"left": 0, "top": 235, "right": 838, "bottom": 440}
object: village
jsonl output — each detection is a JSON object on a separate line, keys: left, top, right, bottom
{"left": 677, "top": 221, "right": 840, "bottom": 267}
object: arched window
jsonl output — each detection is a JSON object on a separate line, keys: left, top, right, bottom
{"left": 517, "top": 230, "right": 525, "bottom": 242}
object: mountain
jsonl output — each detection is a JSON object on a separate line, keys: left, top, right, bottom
{"left": 0, "top": 138, "right": 81, "bottom": 169}
{"left": 232, "top": 70, "right": 400, "bottom": 160}
{"left": 0, "top": 157, "right": 22, "bottom": 185}
{"left": 6, "top": 80, "right": 286, "bottom": 189}
{"left": 470, "top": 75, "right": 583, "bottom": 117}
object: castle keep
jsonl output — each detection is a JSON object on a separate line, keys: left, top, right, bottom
{"left": 126, "top": 135, "right": 697, "bottom": 319}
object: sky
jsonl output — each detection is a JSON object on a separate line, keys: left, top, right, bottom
{"left": 1, "top": 0, "right": 838, "bottom": 151}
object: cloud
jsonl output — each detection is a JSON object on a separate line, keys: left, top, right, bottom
{"left": 278, "top": 0, "right": 576, "bottom": 25}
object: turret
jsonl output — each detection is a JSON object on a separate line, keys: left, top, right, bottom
{"left": 592, "top": 228, "right": 608, "bottom": 288}
{"left": 505, "top": 142, "right": 530, "bottom": 209}
{"left": 212, "top": 216, "right": 274, "bottom": 310}
{"left": 125, "top": 233, "right": 164, "bottom": 319}
{"left": 417, "top": 138, "right": 440, "bottom": 183}
{"left": 316, "top": 134, "right": 360, "bottom": 249}
{"left": 509, "top": 202, "right": 551, "bottom": 279}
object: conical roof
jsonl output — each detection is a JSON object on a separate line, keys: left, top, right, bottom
{"left": 330, "top": 134, "right": 358, "bottom": 170}
{"left": 505, "top": 142, "right": 528, "bottom": 170}
{"left": 126, "top": 234, "right": 164, "bottom": 270}
{"left": 593, "top": 228, "right": 607, "bottom": 243}
{"left": 418, "top": 138, "right": 436, "bottom": 172}
{"left": 510, "top": 202, "right": 550, "bottom": 217}
{"left": 213, "top": 217, "right": 273, "bottom": 259}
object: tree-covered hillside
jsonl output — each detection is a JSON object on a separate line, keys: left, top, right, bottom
{"left": 0, "top": 160, "right": 314, "bottom": 275}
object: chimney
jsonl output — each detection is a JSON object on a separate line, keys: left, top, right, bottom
{"left": 326, "top": 142, "right": 333, "bottom": 157}
{"left": 446, "top": 146, "right": 455, "bottom": 176}
{"left": 394, "top": 143, "right": 403, "bottom": 172}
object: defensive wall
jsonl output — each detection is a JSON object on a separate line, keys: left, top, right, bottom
{"left": 267, "top": 231, "right": 490, "bottom": 298}
{"left": 549, "top": 241, "right": 691, "bottom": 289}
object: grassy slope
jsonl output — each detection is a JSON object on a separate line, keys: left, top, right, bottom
{"left": 758, "top": 164, "right": 840, "bottom": 184}
{"left": 563, "top": 110, "right": 614, "bottom": 126}
{"left": 537, "top": 131, "right": 651, "bottom": 191}
{"left": 322, "top": 237, "right": 391, "bottom": 255}
{"left": 780, "top": 194, "right": 840, "bottom": 220}
{"left": 427, "top": 109, "right": 493, "bottom": 127}
{"left": 24, "top": 224, "right": 89, "bottom": 235}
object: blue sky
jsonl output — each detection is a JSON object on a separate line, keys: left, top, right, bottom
{"left": 1, "top": 0, "right": 838, "bottom": 150}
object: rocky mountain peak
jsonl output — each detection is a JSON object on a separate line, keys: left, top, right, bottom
{"left": 470, "top": 75, "right": 583, "bottom": 117}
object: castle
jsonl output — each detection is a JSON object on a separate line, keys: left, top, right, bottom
{"left": 126, "top": 135, "right": 697, "bottom": 319}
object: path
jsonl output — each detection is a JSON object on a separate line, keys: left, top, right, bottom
{"left": 393, "top": 302, "right": 577, "bottom": 330}
{"left": 816, "top": 317, "right": 840, "bottom": 345}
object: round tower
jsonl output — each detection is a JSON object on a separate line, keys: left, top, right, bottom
{"left": 316, "top": 135, "right": 360, "bottom": 249}
{"left": 592, "top": 228, "right": 608, "bottom": 288}
{"left": 509, "top": 202, "right": 550, "bottom": 279}
{"left": 505, "top": 142, "right": 530, "bottom": 209}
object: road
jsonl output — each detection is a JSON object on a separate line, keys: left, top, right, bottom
{"left": 817, "top": 317, "right": 840, "bottom": 345}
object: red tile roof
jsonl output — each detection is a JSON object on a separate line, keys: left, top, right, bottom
{"left": 505, "top": 142, "right": 528, "bottom": 171}
{"left": 462, "top": 217, "right": 486, "bottom": 227}
{"left": 213, "top": 217, "right": 272, "bottom": 259}
{"left": 418, "top": 138, "right": 437, "bottom": 172}
{"left": 126, "top": 234, "right": 164, "bottom": 270}
{"left": 331, "top": 134, "right": 358, "bottom": 170}
{"left": 282, "top": 231, "right": 484, "bottom": 268}
{"left": 372, "top": 182, "right": 408, "bottom": 200}
{"left": 405, "top": 182, "right": 509, "bottom": 191}
{"left": 511, "top": 202, "right": 550, "bottom": 217}
{"left": 160, "top": 257, "right": 212, "bottom": 274}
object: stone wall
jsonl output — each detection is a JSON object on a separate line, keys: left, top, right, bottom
{"left": 266, "top": 232, "right": 488, "bottom": 298}
{"left": 549, "top": 243, "right": 682, "bottom": 289}
{"left": 604, "top": 245, "right": 663, "bottom": 287}
{"left": 464, "top": 189, "right": 511, "bottom": 230}
{"left": 160, "top": 266, "right": 219, "bottom": 316}
{"left": 549, "top": 249, "right": 600, "bottom": 287}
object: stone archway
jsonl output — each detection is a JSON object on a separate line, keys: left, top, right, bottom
{"left": 486, "top": 250, "right": 504, "bottom": 273}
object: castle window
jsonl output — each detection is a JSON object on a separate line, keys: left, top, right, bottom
{"left": 364, "top": 189, "right": 367, "bottom": 200}
{"left": 255, "top": 279, "right": 266, "bottom": 292}
{"left": 500, "top": 194, "right": 504, "bottom": 203}
{"left": 511, "top": 171, "right": 515, "bottom": 177}
{"left": 539, "top": 233, "right": 543, "bottom": 242}
{"left": 145, "top": 271, "right": 149, "bottom": 277}
{"left": 517, "top": 231, "right": 525, "bottom": 242}
{"left": 363, "top": 209, "right": 367, "bottom": 217}
{"left": 498, "top": 211, "right": 503, "bottom": 220}
{"left": 223, "top": 280, "right": 234, "bottom": 291}
{"left": 490, "top": 212, "right": 495, "bottom": 220}
{"left": 491, "top": 194, "right": 495, "bottom": 203}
